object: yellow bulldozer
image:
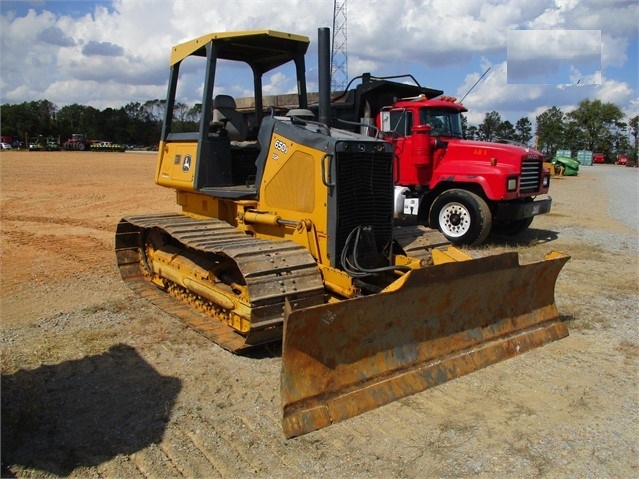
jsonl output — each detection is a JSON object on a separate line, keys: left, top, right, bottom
{"left": 115, "top": 28, "right": 569, "bottom": 438}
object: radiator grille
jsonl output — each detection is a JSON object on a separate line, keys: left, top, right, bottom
{"left": 335, "top": 150, "right": 394, "bottom": 267}
{"left": 520, "top": 160, "right": 542, "bottom": 193}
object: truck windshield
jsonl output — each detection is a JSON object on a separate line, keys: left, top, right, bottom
{"left": 418, "top": 108, "right": 463, "bottom": 138}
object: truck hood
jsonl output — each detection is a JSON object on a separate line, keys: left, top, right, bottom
{"left": 444, "top": 139, "right": 544, "bottom": 163}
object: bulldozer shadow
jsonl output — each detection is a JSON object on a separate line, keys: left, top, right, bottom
{"left": 241, "top": 340, "right": 284, "bottom": 359}
{"left": 486, "top": 227, "right": 560, "bottom": 247}
{"left": 1, "top": 344, "right": 181, "bottom": 477}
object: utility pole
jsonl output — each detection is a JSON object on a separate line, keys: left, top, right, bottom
{"left": 331, "top": 0, "right": 348, "bottom": 93}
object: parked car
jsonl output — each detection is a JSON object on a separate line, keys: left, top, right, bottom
{"left": 616, "top": 155, "right": 628, "bottom": 166}
{"left": 1, "top": 142, "right": 12, "bottom": 150}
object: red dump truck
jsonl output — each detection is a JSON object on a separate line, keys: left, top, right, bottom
{"left": 329, "top": 74, "right": 552, "bottom": 245}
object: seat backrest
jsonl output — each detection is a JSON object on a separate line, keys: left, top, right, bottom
{"left": 212, "top": 95, "right": 248, "bottom": 141}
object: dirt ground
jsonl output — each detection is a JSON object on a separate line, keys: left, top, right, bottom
{"left": 1, "top": 151, "right": 637, "bottom": 478}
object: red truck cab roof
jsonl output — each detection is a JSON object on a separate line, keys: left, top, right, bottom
{"left": 392, "top": 95, "right": 468, "bottom": 113}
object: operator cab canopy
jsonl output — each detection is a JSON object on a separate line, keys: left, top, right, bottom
{"left": 170, "top": 29, "right": 310, "bottom": 71}
{"left": 165, "top": 30, "right": 311, "bottom": 133}
{"left": 159, "top": 30, "right": 312, "bottom": 197}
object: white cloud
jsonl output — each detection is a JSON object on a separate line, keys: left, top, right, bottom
{"left": 626, "top": 97, "right": 639, "bottom": 119}
{"left": 455, "top": 58, "right": 634, "bottom": 126}
{"left": 41, "top": 79, "right": 166, "bottom": 110}
{"left": 0, "top": 0, "right": 635, "bottom": 125}
{"left": 457, "top": 61, "right": 547, "bottom": 124}
{"left": 601, "top": 34, "right": 629, "bottom": 69}
{"left": 507, "top": 30, "right": 601, "bottom": 67}
{"left": 594, "top": 76, "right": 634, "bottom": 104}
{"left": 567, "top": 66, "right": 601, "bottom": 86}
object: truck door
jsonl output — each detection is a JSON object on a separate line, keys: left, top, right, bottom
{"left": 380, "top": 108, "right": 412, "bottom": 183}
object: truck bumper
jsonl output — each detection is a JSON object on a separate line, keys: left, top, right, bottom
{"left": 494, "top": 197, "right": 552, "bottom": 221}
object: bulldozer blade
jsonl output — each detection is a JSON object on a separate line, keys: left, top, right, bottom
{"left": 281, "top": 251, "right": 570, "bottom": 438}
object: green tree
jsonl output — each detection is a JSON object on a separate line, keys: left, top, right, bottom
{"left": 566, "top": 99, "right": 625, "bottom": 155}
{"left": 141, "top": 99, "right": 165, "bottom": 143}
{"left": 629, "top": 115, "right": 639, "bottom": 163}
{"left": 0, "top": 103, "right": 35, "bottom": 140}
{"left": 535, "top": 106, "right": 565, "bottom": 158}
{"left": 478, "top": 111, "right": 502, "bottom": 141}
{"left": 142, "top": 99, "right": 167, "bottom": 123}
{"left": 610, "top": 120, "right": 630, "bottom": 160}
{"left": 514, "top": 117, "right": 533, "bottom": 145}
{"left": 0, "top": 100, "right": 58, "bottom": 143}
{"left": 465, "top": 125, "right": 479, "bottom": 140}
{"left": 97, "top": 107, "right": 131, "bottom": 144}
{"left": 172, "top": 101, "right": 199, "bottom": 132}
{"left": 124, "top": 102, "right": 153, "bottom": 145}
{"left": 562, "top": 121, "right": 586, "bottom": 155}
{"left": 495, "top": 120, "right": 516, "bottom": 141}
{"left": 57, "top": 103, "right": 100, "bottom": 140}
{"left": 187, "top": 103, "right": 202, "bottom": 123}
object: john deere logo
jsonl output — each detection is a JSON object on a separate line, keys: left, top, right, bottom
{"left": 182, "top": 155, "right": 192, "bottom": 172}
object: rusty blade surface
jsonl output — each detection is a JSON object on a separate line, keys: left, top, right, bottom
{"left": 281, "top": 251, "right": 570, "bottom": 438}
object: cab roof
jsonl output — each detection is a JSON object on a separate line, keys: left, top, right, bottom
{"left": 170, "top": 30, "right": 310, "bottom": 72}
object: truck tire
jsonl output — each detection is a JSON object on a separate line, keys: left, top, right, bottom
{"left": 77, "top": 142, "right": 86, "bottom": 151}
{"left": 492, "top": 217, "right": 534, "bottom": 236}
{"left": 429, "top": 189, "right": 492, "bottom": 246}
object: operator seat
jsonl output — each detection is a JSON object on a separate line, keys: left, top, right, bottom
{"left": 212, "top": 95, "right": 248, "bottom": 141}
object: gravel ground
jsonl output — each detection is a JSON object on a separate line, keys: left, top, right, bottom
{"left": 1, "top": 152, "right": 638, "bottom": 478}
{"left": 598, "top": 164, "right": 639, "bottom": 232}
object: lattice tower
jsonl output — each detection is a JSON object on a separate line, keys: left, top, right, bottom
{"left": 331, "top": 0, "right": 348, "bottom": 92}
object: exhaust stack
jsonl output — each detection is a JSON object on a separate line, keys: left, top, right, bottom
{"left": 318, "top": 27, "right": 331, "bottom": 126}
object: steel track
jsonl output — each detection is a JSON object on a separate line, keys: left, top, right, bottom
{"left": 115, "top": 213, "right": 325, "bottom": 352}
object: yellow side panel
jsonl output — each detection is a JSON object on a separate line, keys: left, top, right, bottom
{"left": 252, "top": 133, "right": 330, "bottom": 264}
{"left": 263, "top": 151, "right": 315, "bottom": 213}
{"left": 257, "top": 133, "right": 328, "bottom": 229}
{"left": 156, "top": 141, "right": 198, "bottom": 191}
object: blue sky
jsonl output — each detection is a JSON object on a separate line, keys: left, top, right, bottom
{"left": 1, "top": 0, "right": 637, "bottom": 127}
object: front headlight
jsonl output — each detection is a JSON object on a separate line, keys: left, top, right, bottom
{"left": 507, "top": 177, "right": 517, "bottom": 192}
{"left": 542, "top": 174, "right": 550, "bottom": 188}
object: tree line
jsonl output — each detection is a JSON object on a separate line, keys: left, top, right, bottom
{"left": 468, "top": 99, "right": 637, "bottom": 163}
{"left": 1, "top": 97, "right": 637, "bottom": 162}
{"left": 0, "top": 99, "right": 198, "bottom": 148}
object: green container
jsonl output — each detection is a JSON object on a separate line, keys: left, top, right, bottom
{"left": 577, "top": 150, "right": 593, "bottom": 166}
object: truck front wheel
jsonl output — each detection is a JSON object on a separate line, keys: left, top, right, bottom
{"left": 429, "top": 189, "right": 492, "bottom": 246}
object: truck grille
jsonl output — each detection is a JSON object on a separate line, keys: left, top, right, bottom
{"left": 335, "top": 149, "right": 394, "bottom": 267}
{"left": 520, "top": 160, "right": 542, "bottom": 193}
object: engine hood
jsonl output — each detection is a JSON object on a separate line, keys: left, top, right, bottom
{"left": 445, "top": 139, "right": 544, "bottom": 163}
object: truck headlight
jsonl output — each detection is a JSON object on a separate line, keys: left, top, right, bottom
{"left": 507, "top": 177, "right": 517, "bottom": 192}
{"left": 542, "top": 174, "right": 550, "bottom": 188}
